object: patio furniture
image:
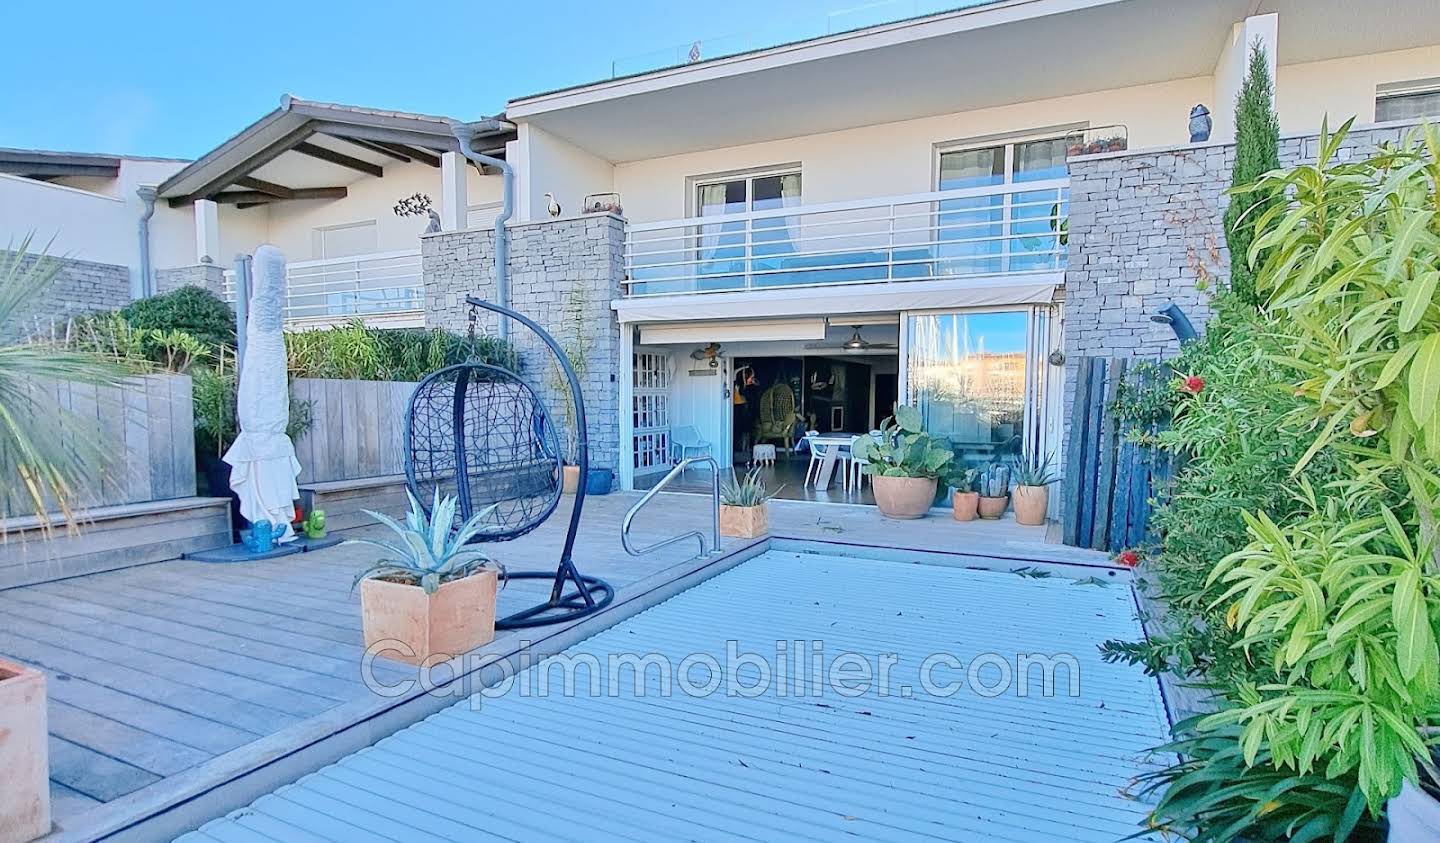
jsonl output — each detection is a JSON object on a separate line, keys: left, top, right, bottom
{"left": 754, "top": 383, "right": 798, "bottom": 451}
{"left": 405, "top": 295, "right": 614, "bottom": 629}
{"left": 752, "top": 443, "right": 776, "bottom": 466}
{"left": 804, "top": 432, "right": 854, "bottom": 490}
{"left": 848, "top": 434, "right": 871, "bottom": 491}
{"left": 671, "top": 426, "right": 712, "bottom": 471}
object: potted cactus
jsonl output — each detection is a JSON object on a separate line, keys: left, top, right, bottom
{"left": 348, "top": 491, "right": 505, "bottom": 665}
{"left": 719, "top": 467, "right": 781, "bottom": 539}
{"left": 1011, "top": 451, "right": 1058, "bottom": 526}
{"left": 977, "top": 463, "right": 1011, "bottom": 519}
{"left": 851, "top": 405, "right": 955, "bottom": 520}
{"left": 949, "top": 466, "right": 981, "bottom": 522}
{"left": 0, "top": 658, "right": 48, "bottom": 842}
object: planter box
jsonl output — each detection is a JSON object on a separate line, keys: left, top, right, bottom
{"left": 0, "top": 658, "right": 49, "bottom": 843}
{"left": 720, "top": 504, "right": 768, "bottom": 539}
{"left": 873, "top": 476, "right": 937, "bottom": 520}
{"left": 360, "top": 569, "right": 498, "bottom": 665}
{"left": 1013, "top": 485, "right": 1049, "bottom": 526}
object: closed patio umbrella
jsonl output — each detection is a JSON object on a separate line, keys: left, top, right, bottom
{"left": 224, "top": 245, "right": 300, "bottom": 543}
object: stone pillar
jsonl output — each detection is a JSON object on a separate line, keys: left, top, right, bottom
{"left": 154, "top": 264, "right": 227, "bottom": 297}
{"left": 440, "top": 152, "right": 467, "bottom": 231}
{"left": 421, "top": 214, "right": 626, "bottom": 480}
{"left": 193, "top": 199, "right": 220, "bottom": 265}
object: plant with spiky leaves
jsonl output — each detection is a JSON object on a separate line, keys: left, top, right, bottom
{"left": 0, "top": 236, "right": 130, "bottom": 533}
{"left": 348, "top": 490, "right": 505, "bottom": 594}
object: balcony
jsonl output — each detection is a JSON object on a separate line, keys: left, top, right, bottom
{"left": 623, "top": 178, "right": 1069, "bottom": 297}
{"left": 223, "top": 249, "right": 424, "bottom": 328}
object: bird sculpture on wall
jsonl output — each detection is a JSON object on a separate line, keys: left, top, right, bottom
{"left": 545, "top": 192, "right": 562, "bottom": 218}
{"left": 1189, "top": 104, "right": 1213, "bottom": 143}
{"left": 423, "top": 209, "right": 442, "bottom": 234}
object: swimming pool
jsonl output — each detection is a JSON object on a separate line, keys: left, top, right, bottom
{"left": 177, "top": 544, "right": 1169, "bottom": 842}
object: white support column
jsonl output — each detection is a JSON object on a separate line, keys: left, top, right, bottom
{"left": 194, "top": 199, "right": 220, "bottom": 264}
{"left": 440, "top": 151, "right": 467, "bottom": 231}
{"left": 618, "top": 322, "right": 635, "bottom": 491}
{"left": 1212, "top": 13, "right": 1279, "bottom": 142}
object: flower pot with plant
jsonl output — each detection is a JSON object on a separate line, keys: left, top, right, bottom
{"left": 949, "top": 467, "right": 981, "bottom": 522}
{"left": 719, "top": 467, "right": 781, "bottom": 539}
{"left": 851, "top": 405, "right": 955, "bottom": 520}
{"left": 0, "top": 658, "right": 48, "bottom": 843}
{"left": 1011, "top": 451, "right": 1058, "bottom": 526}
{"left": 977, "top": 463, "right": 1011, "bottom": 519}
{"left": 348, "top": 490, "right": 504, "bottom": 666}
{"left": 548, "top": 283, "right": 592, "bottom": 495}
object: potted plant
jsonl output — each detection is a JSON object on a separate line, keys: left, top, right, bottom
{"left": 977, "top": 463, "right": 1011, "bottom": 519}
{"left": 348, "top": 491, "right": 504, "bottom": 666}
{"left": 851, "top": 405, "right": 955, "bottom": 520}
{"left": 0, "top": 658, "right": 48, "bottom": 842}
{"left": 719, "top": 467, "right": 781, "bottom": 539}
{"left": 1011, "top": 451, "right": 1058, "bottom": 526}
{"left": 548, "top": 283, "right": 593, "bottom": 494}
{"left": 949, "top": 467, "right": 981, "bottom": 522}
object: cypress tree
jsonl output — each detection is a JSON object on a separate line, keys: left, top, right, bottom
{"left": 1224, "top": 39, "right": 1281, "bottom": 306}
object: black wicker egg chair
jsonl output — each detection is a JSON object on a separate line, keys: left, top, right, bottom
{"left": 403, "top": 295, "right": 614, "bottom": 629}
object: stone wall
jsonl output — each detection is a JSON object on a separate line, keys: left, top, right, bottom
{"left": 2, "top": 252, "right": 130, "bottom": 340}
{"left": 154, "top": 263, "right": 225, "bottom": 297}
{"left": 1061, "top": 120, "right": 1428, "bottom": 439}
{"left": 422, "top": 214, "right": 626, "bottom": 482}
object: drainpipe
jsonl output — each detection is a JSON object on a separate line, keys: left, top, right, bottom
{"left": 450, "top": 119, "right": 515, "bottom": 340}
{"left": 136, "top": 185, "right": 158, "bottom": 297}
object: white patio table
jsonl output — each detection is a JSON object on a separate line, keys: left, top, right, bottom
{"left": 810, "top": 433, "right": 864, "bottom": 490}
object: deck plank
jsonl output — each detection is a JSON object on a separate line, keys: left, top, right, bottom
{"left": 47, "top": 701, "right": 211, "bottom": 777}
{"left": 48, "top": 736, "right": 161, "bottom": 803}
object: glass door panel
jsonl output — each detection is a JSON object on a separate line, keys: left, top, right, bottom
{"left": 904, "top": 310, "right": 1030, "bottom": 468}
{"left": 937, "top": 147, "right": 1005, "bottom": 276}
{"left": 1011, "top": 138, "right": 1069, "bottom": 272}
{"left": 695, "top": 180, "right": 748, "bottom": 291}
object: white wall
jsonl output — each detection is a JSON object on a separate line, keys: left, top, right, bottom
{"left": 518, "top": 124, "right": 615, "bottom": 222}
{"left": 0, "top": 174, "right": 133, "bottom": 265}
{"left": 1278, "top": 45, "right": 1440, "bottom": 133}
{"left": 1211, "top": 14, "right": 1278, "bottom": 143}
{"left": 609, "top": 75, "right": 1213, "bottom": 224}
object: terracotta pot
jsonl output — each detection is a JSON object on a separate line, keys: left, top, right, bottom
{"left": 1389, "top": 780, "right": 1440, "bottom": 841}
{"left": 0, "top": 658, "right": 49, "bottom": 843}
{"left": 360, "top": 569, "right": 498, "bottom": 666}
{"left": 978, "top": 495, "right": 1009, "bottom": 519}
{"left": 720, "top": 503, "right": 768, "bottom": 539}
{"left": 561, "top": 464, "right": 581, "bottom": 495}
{"left": 1013, "top": 485, "right": 1049, "bottom": 526}
{"left": 952, "top": 491, "right": 980, "bottom": 522}
{"left": 872, "top": 476, "right": 938, "bottom": 520}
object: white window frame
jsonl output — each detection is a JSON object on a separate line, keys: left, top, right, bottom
{"left": 686, "top": 164, "right": 803, "bottom": 217}
{"left": 1376, "top": 77, "right": 1440, "bottom": 122}
{"left": 311, "top": 220, "right": 378, "bottom": 260}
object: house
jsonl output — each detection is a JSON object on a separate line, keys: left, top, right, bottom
{"left": 3, "top": 0, "right": 1439, "bottom": 498}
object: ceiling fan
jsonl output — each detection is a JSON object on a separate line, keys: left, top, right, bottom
{"left": 805, "top": 327, "right": 897, "bottom": 353}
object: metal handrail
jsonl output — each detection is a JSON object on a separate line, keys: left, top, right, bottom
{"left": 621, "top": 456, "right": 721, "bottom": 558}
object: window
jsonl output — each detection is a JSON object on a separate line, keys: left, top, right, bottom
{"left": 935, "top": 136, "right": 1069, "bottom": 275}
{"left": 1377, "top": 79, "right": 1440, "bottom": 122}
{"left": 312, "top": 220, "right": 377, "bottom": 260}
{"left": 692, "top": 169, "right": 801, "bottom": 290}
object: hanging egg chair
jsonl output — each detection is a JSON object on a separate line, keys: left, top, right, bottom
{"left": 404, "top": 295, "right": 613, "bottom": 629}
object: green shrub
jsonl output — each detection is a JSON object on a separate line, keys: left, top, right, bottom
{"left": 1224, "top": 39, "right": 1281, "bottom": 306}
{"left": 119, "top": 285, "right": 235, "bottom": 350}
{"left": 284, "top": 321, "right": 515, "bottom": 381}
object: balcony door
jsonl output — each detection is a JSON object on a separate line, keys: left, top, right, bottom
{"left": 900, "top": 307, "right": 1057, "bottom": 470}
{"left": 936, "top": 137, "right": 1069, "bottom": 276}
{"left": 694, "top": 170, "right": 801, "bottom": 291}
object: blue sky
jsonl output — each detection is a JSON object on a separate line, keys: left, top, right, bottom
{"left": 1, "top": 0, "right": 959, "bottom": 160}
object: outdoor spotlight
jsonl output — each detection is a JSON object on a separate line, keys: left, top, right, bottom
{"left": 1150, "top": 303, "right": 1198, "bottom": 344}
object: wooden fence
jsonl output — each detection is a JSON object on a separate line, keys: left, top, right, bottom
{"left": 1061, "top": 357, "right": 1177, "bottom": 553}
{"left": 2, "top": 374, "right": 196, "bottom": 517}
{"left": 291, "top": 378, "right": 417, "bottom": 484}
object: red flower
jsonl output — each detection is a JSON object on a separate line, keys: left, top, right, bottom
{"left": 1116, "top": 550, "right": 1140, "bottom": 568}
{"left": 1179, "top": 375, "right": 1205, "bottom": 395}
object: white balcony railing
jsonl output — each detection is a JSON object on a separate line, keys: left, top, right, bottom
{"left": 222, "top": 249, "right": 423, "bottom": 326}
{"left": 624, "top": 178, "right": 1068, "bottom": 297}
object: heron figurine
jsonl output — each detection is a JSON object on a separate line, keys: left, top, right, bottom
{"left": 544, "top": 192, "right": 562, "bottom": 218}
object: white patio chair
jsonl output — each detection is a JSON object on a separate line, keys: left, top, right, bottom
{"left": 671, "top": 426, "right": 711, "bottom": 474}
{"left": 848, "top": 434, "right": 870, "bottom": 492}
{"left": 802, "top": 431, "right": 822, "bottom": 488}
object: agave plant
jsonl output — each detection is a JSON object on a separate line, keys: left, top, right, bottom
{"left": 720, "top": 467, "right": 782, "bottom": 507}
{"left": 1011, "top": 451, "right": 1058, "bottom": 487}
{"left": 348, "top": 490, "right": 504, "bottom": 594}
{"left": 1, "top": 236, "right": 130, "bottom": 532}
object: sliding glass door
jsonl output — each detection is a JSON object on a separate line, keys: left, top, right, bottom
{"left": 901, "top": 308, "right": 1054, "bottom": 469}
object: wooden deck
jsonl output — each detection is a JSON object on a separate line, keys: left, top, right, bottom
{"left": 0, "top": 491, "right": 1081, "bottom": 841}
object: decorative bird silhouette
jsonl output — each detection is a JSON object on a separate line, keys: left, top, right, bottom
{"left": 544, "top": 192, "right": 562, "bottom": 218}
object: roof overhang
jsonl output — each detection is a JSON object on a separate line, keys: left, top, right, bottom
{"left": 0, "top": 148, "right": 121, "bottom": 179}
{"left": 157, "top": 97, "right": 516, "bottom": 208}
{"left": 507, "top": 0, "right": 1440, "bottom": 163}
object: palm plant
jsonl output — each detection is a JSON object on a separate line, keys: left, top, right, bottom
{"left": 720, "top": 467, "right": 782, "bottom": 507}
{"left": 348, "top": 490, "right": 505, "bottom": 594}
{"left": 0, "top": 236, "right": 130, "bottom": 533}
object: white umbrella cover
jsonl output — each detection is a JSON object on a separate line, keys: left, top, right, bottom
{"left": 224, "top": 245, "right": 301, "bottom": 543}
